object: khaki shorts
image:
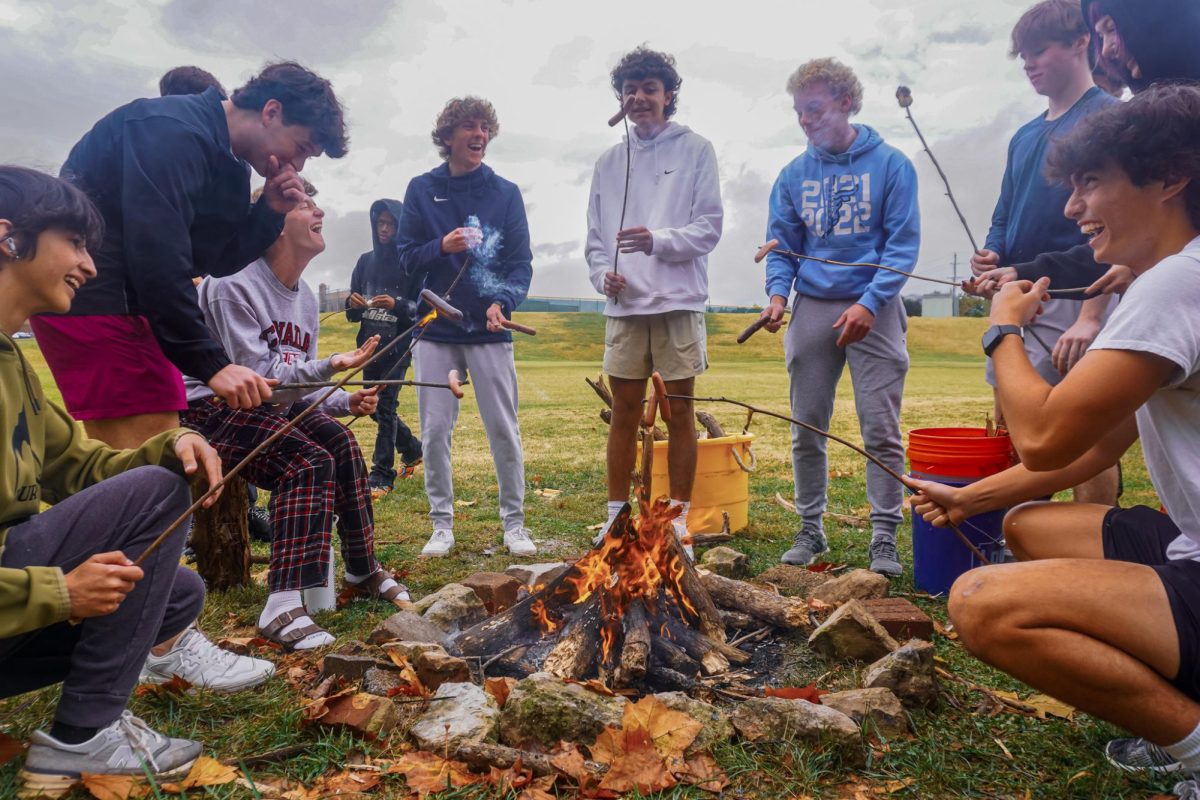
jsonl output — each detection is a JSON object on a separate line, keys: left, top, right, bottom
{"left": 603, "top": 310, "right": 708, "bottom": 381}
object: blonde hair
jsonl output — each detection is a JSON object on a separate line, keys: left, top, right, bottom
{"left": 786, "top": 58, "right": 863, "bottom": 115}
{"left": 250, "top": 178, "right": 317, "bottom": 204}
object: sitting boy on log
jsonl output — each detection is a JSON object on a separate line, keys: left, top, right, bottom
{"left": 182, "top": 181, "right": 409, "bottom": 651}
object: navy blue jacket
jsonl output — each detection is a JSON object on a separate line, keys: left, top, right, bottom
{"left": 396, "top": 163, "right": 532, "bottom": 345}
{"left": 57, "top": 87, "right": 285, "bottom": 381}
{"left": 346, "top": 198, "right": 420, "bottom": 367}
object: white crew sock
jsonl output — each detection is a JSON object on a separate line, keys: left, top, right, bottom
{"left": 259, "top": 590, "right": 333, "bottom": 650}
{"left": 1165, "top": 720, "right": 1200, "bottom": 772}
{"left": 345, "top": 569, "right": 402, "bottom": 599}
{"left": 670, "top": 499, "right": 691, "bottom": 531}
{"left": 607, "top": 500, "right": 625, "bottom": 520}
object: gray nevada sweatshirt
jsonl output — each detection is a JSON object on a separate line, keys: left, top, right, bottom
{"left": 184, "top": 258, "right": 352, "bottom": 416}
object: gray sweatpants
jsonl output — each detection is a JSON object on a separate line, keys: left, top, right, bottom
{"left": 0, "top": 467, "right": 204, "bottom": 729}
{"left": 414, "top": 340, "right": 526, "bottom": 532}
{"left": 784, "top": 295, "right": 909, "bottom": 535}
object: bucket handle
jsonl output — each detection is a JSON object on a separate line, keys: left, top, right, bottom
{"left": 731, "top": 443, "right": 757, "bottom": 473}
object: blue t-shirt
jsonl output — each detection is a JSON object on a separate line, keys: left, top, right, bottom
{"left": 984, "top": 86, "right": 1118, "bottom": 263}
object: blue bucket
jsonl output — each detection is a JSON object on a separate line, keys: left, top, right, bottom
{"left": 910, "top": 473, "right": 1007, "bottom": 596}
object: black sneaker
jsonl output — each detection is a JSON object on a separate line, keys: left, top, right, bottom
{"left": 247, "top": 506, "right": 272, "bottom": 543}
{"left": 1105, "top": 736, "right": 1182, "bottom": 773}
{"left": 781, "top": 524, "right": 828, "bottom": 565}
{"left": 869, "top": 534, "right": 903, "bottom": 577}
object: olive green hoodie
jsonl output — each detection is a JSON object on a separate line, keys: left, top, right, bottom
{"left": 0, "top": 331, "right": 194, "bottom": 638}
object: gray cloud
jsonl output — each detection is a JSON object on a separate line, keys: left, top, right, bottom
{"left": 928, "top": 23, "right": 994, "bottom": 46}
{"left": 675, "top": 44, "right": 797, "bottom": 100}
{"left": 532, "top": 36, "right": 595, "bottom": 88}
{"left": 158, "top": 0, "right": 406, "bottom": 63}
{"left": 533, "top": 240, "right": 580, "bottom": 260}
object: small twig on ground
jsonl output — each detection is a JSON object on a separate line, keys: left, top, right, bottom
{"left": 934, "top": 666, "right": 1038, "bottom": 714}
{"left": 727, "top": 627, "right": 771, "bottom": 648}
{"left": 482, "top": 644, "right": 525, "bottom": 672}
{"left": 224, "top": 743, "right": 310, "bottom": 767}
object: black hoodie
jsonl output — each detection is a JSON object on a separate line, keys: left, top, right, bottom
{"left": 346, "top": 199, "right": 420, "bottom": 364}
{"left": 1014, "top": 0, "right": 1200, "bottom": 293}
{"left": 56, "top": 87, "right": 286, "bottom": 382}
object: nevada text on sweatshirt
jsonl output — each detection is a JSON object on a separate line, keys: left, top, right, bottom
{"left": 184, "top": 259, "right": 351, "bottom": 416}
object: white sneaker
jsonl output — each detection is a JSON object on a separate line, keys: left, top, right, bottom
{"left": 504, "top": 527, "right": 537, "bottom": 556}
{"left": 421, "top": 529, "right": 455, "bottom": 557}
{"left": 139, "top": 627, "right": 274, "bottom": 693}
{"left": 672, "top": 517, "right": 694, "bottom": 560}
{"left": 19, "top": 711, "right": 201, "bottom": 797}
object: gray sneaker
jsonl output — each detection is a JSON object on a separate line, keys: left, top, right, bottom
{"left": 781, "top": 524, "right": 827, "bottom": 565}
{"left": 869, "top": 534, "right": 903, "bottom": 577}
{"left": 140, "top": 626, "right": 274, "bottom": 693}
{"left": 1176, "top": 777, "right": 1200, "bottom": 800}
{"left": 1105, "top": 736, "right": 1182, "bottom": 773}
{"left": 19, "top": 711, "right": 201, "bottom": 797}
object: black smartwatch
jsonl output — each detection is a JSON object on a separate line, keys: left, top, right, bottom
{"left": 981, "top": 324, "right": 1023, "bottom": 357}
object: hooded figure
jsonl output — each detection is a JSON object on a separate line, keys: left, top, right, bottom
{"left": 346, "top": 198, "right": 422, "bottom": 494}
{"left": 1083, "top": 0, "right": 1200, "bottom": 91}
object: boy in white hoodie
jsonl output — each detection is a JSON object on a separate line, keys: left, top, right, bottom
{"left": 585, "top": 47, "right": 724, "bottom": 546}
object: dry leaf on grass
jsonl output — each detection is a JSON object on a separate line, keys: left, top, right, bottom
{"left": 620, "top": 695, "right": 704, "bottom": 760}
{"left": 677, "top": 752, "right": 729, "bottom": 793}
{"left": 454, "top": 499, "right": 478, "bottom": 507}
{"left": 883, "top": 777, "right": 916, "bottom": 793}
{"left": 534, "top": 488, "right": 562, "bottom": 498}
{"left": 0, "top": 731, "right": 26, "bottom": 766}
{"left": 564, "top": 678, "right": 617, "bottom": 697}
{"left": 485, "top": 676, "right": 517, "bottom": 708}
{"left": 993, "top": 690, "right": 1075, "bottom": 720}
{"left": 182, "top": 755, "right": 239, "bottom": 788}
{"left": 596, "top": 727, "right": 676, "bottom": 794}
{"left": 765, "top": 684, "right": 827, "bottom": 704}
{"left": 381, "top": 650, "right": 428, "bottom": 697}
{"left": 133, "top": 674, "right": 192, "bottom": 699}
{"left": 390, "top": 751, "right": 480, "bottom": 798}
{"left": 548, "top": 741, "right": 590, "bottom": 782}
{"left": 301, "top": 685, "right": 356, "bottom": 723}
{"left": 81, "top": 773, "right": 146, "bottom": 800}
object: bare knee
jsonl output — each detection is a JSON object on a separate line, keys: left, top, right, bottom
{"left": 1003, "top": 501, "right": 1048, "bottom": 560}
{"left": 948, "top": 566, "right": 1012, "bottom": 656}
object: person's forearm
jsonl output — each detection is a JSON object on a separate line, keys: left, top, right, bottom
{"left": 1077, "top": 292, "right": 1113, "bottom": 323}
{"left": 992, "top": 334, "right": 1055, "bottom": 458}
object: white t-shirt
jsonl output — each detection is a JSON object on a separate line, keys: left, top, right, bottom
{"left": 1090, "top": 235, "right": 1200, "bottom": 561}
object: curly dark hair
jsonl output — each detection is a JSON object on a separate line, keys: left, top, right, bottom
{"left": 1046, "top": 82, "right": 1200, "bottom": 227}
{"left": 231, "top": 62, "right": 348, "bottom": 159}
{"left": 431, "top": 97, "right": 500, "bottom": 161}
{"left": 0, "top": 166, "right": 103, "bottom": 260}
{"left": 159, "top": 66, "right": 226, "bottom": 98}
{"left": 610, "top": 47, "right": 682, "bottom": 119}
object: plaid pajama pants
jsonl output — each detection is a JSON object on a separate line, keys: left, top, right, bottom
{"left": 183, "top": 398, "right": 377, "bottom": 591}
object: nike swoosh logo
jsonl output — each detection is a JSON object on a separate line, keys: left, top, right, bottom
{"left": 434, "top": 196, "right": 449, "bottom": 202}
{"left": 664, "top": 168, "right": 677, "bottom": 174}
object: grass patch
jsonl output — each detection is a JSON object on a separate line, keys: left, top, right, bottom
{"left": 3, "top": 314, "right": 1169, "bottom": 798}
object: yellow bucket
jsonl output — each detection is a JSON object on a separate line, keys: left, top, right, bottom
{"left": 640, "top": 433, "right": 755, "bottom": 534}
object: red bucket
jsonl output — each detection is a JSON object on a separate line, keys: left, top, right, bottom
{"left": 907, "top": 427, "right": 1016, "bottom": 482}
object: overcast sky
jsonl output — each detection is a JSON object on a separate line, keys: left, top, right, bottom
{"left": 3, "top": 0, "right": 1069, "bottom": 304}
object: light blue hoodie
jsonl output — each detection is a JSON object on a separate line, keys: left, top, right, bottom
{"left": 764, "top": 124, "right": 920, "bottom": 315}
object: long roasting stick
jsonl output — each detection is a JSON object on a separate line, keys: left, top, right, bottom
{"left": 661, "top": 391, "right": 990, "bottom": 563}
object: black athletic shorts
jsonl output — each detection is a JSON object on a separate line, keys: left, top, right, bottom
{"left": 1103, "top": 505, "right": 1200, "bottom": 701}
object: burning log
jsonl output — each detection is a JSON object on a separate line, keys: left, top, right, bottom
{"left": 543, "top": 596, "right": 602, "bottom": 680}
{"left": 613, "top": 600, "right": 651, "bottom": 687}
{"left": 699, "top": 570, "right": 812, "bottom": 632}
{"left": 650, "top": 634, "right": 702, "bottom": 676}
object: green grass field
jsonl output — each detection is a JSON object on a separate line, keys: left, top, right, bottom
{"left": 2, "top": 314, "right": 1170, "bottom": 798}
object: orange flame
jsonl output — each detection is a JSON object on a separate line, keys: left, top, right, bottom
{"left": 530, "top": 597, "right": 560, "bottom": 634}
{"left": 419, "top": 308, "right": 438, "bottom": 326}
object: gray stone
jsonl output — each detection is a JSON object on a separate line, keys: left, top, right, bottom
{"left": 409, "top": 682, "right": 500, "bottom": 751}
{"left": 653, "top": 692, "right": 734, "bottom": 754}
{"left": 320, "top": 641, "right": 388, "bottom": 682}
{"left": 808, "top": 599, "right": 899, "bottom": 662}
{"left": 821, "top": 688, "right": 909, "bottom": 738}
{"left": 381, "top": 641, "right": 446, "bottom": 662}
{"left": 499, "top": 672, "right": 627, "bottom": 749}
{"left": 863, "top": 639, "right": 939, "bottom": 709}
{"left": 504, "top": 562, "right": 569, "bottom": 588}
{"left": 810, "top": 569, "right": 890, "bottom": 606}
{"left": 362, "top": 667, "right": 404, "bottom": 697}
{"left": 413, "top": 648, "right": 471, "bottom": 690}
{"left": 413, "top": 583, "right": 487, "bottom": 635}
{"left": 699, "top": 547, "right": 750, "bottom": 579}
{"left": 755, "top": 564, "right": 834, "bottom": 597}
{"left": 730, "top": 697, "right": 862, "bottom": 762}
{"left": 367, "top": 609, "right": 453, "bottom": 649}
